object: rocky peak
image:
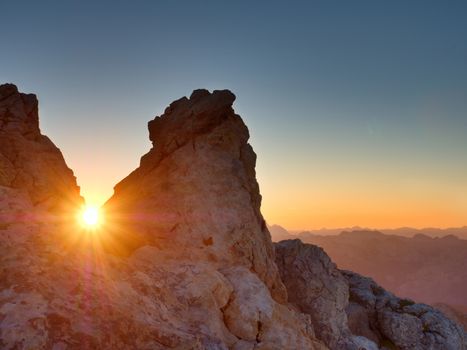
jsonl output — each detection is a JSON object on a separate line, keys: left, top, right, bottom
{"left": 106, "top": 88, "right": 286, "bottom": 302}
{"left": 114, "top": 89, "right": 245, "bottom": 191}
{"left": 148, "top": 89, "right": 236, "bottom": 147}
{"left": 2, "top": 85, "right": 464, "bottom": 350}
{"left": 0, "top": 83, "right": 39, "bottom": 137}
{"left": 1, "top": 87, "right": 327, "bottom": 349}
{"left": 0, "top": 84, "right": 82, "bottom": 214}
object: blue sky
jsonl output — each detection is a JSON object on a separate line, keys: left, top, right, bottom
{"left": 1, "top": 1, "right": 466, "bottom": 228}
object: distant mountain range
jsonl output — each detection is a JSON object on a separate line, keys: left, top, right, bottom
{"left": 269, "top": 224, "right": 467, "bottom": 324}
{"left": 283, "top": 225, "right": 467, "bottom": 240}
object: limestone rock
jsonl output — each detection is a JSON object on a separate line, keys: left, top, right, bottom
{"left": 105, "top": 89, "right": 286, "bottom": 303}
{"left": 275, "top": 239, "right": 363, "bottom": 349}
{"left": 344, "top": 270, "right": 467, "bottom": 350}
{"left": 290, "top": 229, "right": 467, "bottom": 308}
{"left": 1, "top": 87, "right": 327, "bottom": 349}
{"left": 433, "top": 303, "right": 467, "bottom": 331}
{"left": 0, "top": 228, "right": 325, "bottom": 349}
{"left": 6, "top": 85, "right": 463, "bottom": 350}
{"left": 221, "top": 266, "right": 324, "bottom": 349}
{"left": 0, "top": 84, "right": 82, "bottom": 215}
{"left": 101, "top": 89, "right": 329, "bottom": 348}
{"left": 0, "top": 227, "right": 233, "bottom": 349}
{"left": 275, "top": 239, "right": 467, "bottom": 350}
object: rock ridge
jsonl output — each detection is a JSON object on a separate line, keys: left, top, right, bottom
{"left": 105, "top": 88, "right": 284, "bottom": 303}
{"left": 0, "top": 83, "right": 82, "bottom": 215}
{"left": 275, "top": 239, "right": 467, "bottom": 350}
{"left": 1, "top": 85, "right": 465, "bottom": 350}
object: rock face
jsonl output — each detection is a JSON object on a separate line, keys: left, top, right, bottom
{"left": 275, "top": 239, "right": 467, "bottom": 350}
{"left": 105, "top": 89, "right": 286, "bottom": 302}
{"left": 0, "top": 232, "right": 324, "bottom": 349}
{"left": 0, "top": 83, "right": 82, "bottom": 216}
{"left": 284, "top": 229, "right": 467, "bottom": 309}
{"left": 103, "top": 89, "right": 328, "bottom": 348}
{"left": 432, "top": 303, "right": 467, "bottom": 331}
{"left": 275, "top": 240, "right": 363, "bottom": 349}
{"left": 0, "top": 87, "right": 326, "bottom": 349}
{"left": 1, "top": 85, "right": 465, "bottom": 350}
{"left": 344, "top": 270, "right": 467, "bottom": 350}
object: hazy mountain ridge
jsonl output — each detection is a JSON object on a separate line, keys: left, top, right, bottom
{"left": 282, "top": 225, "right": 467, "bottom": 240}
{"left": 269, "top": 225, "right": 467, "bottom": 313}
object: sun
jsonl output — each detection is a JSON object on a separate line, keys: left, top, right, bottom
{"left": 80, "top": 205, "right": 100, "bottom": 228}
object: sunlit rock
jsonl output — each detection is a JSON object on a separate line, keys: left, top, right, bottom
{"left": 105, "top": 88, "right": 286, "bottom": 302}
{"left": 0, "top": 87, "right": 327, "bottom": 349}
{"left": 2, "top": 85, "right": 463, "bottom": 350}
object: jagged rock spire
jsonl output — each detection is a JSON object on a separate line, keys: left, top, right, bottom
{"left": 106, "top": 89, "right": 287, "bottom": 302}
{"left": 0, "top": 83, "right": 82, "bottom": 214}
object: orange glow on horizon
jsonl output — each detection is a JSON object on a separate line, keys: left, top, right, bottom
{"left": 262, "top": 190, "right": 464, "bottom": 230}
{"left": 74, "top": 163, "right": 467, "bottom": 232}
{"left": 258, "top": 172, "right": 467, "bottom": 231}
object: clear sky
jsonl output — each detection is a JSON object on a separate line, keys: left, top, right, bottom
{"left": 1, "top": 1, "right": 466, "bottom": 229}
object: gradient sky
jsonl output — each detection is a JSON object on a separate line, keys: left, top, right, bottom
{"left": 2, "top": 1, "right": 466, "bottom": 229}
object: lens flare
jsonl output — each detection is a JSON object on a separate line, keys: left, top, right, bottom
{"left": 81, "top": 205, "right": 100, "bottom": 227}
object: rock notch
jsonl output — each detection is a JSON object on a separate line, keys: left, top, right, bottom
{"left": 1, "top": 85, "right": 465, "bottom": 350}
{"left": 0, "top": 86, "right": 326, "bottom": 349}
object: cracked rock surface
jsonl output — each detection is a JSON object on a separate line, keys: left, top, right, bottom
{"left": 344, "top": 270, "right": 467, "bottom": 350}
{"left": 1, "top": 86, "right": 326, "bottom": 349}
{"left": 105, "top": 89, "right": 287, "bottom": 303}
{"left": 1, "top": 85, "right": 465, "bottom": 350}
{"left": 275, "top": 239, "right": 362, "bottom": 349}
{"left": 275, "top": 239, "right": 466, "bottom": 350}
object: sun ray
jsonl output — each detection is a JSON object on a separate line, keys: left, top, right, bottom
{"left": 79, "top": 205, "right": 101, "bottom": 228}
